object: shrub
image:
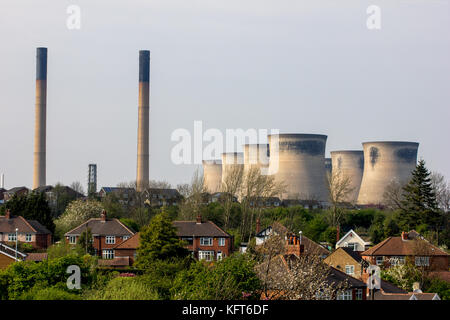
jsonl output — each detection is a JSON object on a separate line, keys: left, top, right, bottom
{"left": 87, "top": 276, "right": 159, "bottom": 300}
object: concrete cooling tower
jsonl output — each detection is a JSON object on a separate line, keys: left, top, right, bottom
{"left": 268, "top": 134, "right": 328, "bottom": 201}
{"left": 202, "top": 160, "right": 222, "bottom": 193}
{"left": 357, "top": 141, "right": 419, "bottom": 205}
{"left": 243, "top": 144, "right": 269, "bottom": 175}
{"left": 221, "top": 152, "right": 244, "bottom": 185}
{"left": 330, "top": 150, "right": 364, "bottom": 203}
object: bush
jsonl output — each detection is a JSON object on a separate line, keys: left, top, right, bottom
{"left": 425, "top": 278, "right": 450, "bottom": 300}
{"left": 88, "top": 276, "right": 159, "bottom": 300}
{"left": 19, "top": 286, "right": 81, "bottom": 300}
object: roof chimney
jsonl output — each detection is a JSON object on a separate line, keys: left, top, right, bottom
{"left": 401, "top": 231, "right": 408, "bottom": 241}
{"left": 5, "top": 209, "right": 11, "bottom": 219}
{"left": 256, "top": 218, "right": 261, "bottom": 234}
{"left": 196, "top": 214, "right": 202, "bottom": 224}
{"left": 101, "top": 210, "right": 107, "bottom": 222}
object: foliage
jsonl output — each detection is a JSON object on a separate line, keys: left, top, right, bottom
{"left": 135, "top": 211, "right": 189, "bottom": 269}
{"left": 18, "top": 285, "right": 81, "bottom": 300}
{"left": 172, "top": 254, "right": 260, "bottom": 300}
{"left": 54, "top": 199, "right": 104, "bottom": 240}
{"left": 425, "top": 278, "right": 450, "bottom": 300}
{"left": 77, "top": 228, "right": 95, "bottom": 255}
{"left": 120, "top": 218, "right": 140, "bottom": 232}
{"left": 47, "top": 241, "right": 84, "bottom": 259}
{"left": 381, "top": 264, "right": 423, "bottom": 291}
{"left": 1, "top": 192, "right": 55, "bottom": 234}
{"left": 86, "top": 276, "right": 159, "bottom": 300}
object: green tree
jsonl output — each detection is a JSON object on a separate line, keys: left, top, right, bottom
{"left": 1, "top": 192, "right": 55, "bottom": 234}
{"left": 400, "top": 160, "right": 440, "bottom": 231}
{"left": 78, "top": 228, "right": 95, "bottom": 255}
{"left": 135, "top": 211, "right": 189, "bottom": 269}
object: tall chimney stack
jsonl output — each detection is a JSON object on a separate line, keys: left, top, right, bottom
{"left": 136, "top": 50, "right": 150, "bottom": 192}
{"left": 33, "top": 47, "right": 47, "bottom": 190}
{"left": 0, "top": 173, "right": 4, "bottom": 189}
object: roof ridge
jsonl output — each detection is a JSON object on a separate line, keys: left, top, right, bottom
{"left": 207, "top": 221, "right": 231, "bottom": 237}
{"left": 64, "top": 218, "right": 95, "bottom": 235}
{"left": 363, "top": 237, "right": 392, "bottom": 255}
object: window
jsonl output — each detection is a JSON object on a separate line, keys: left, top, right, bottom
{"left": 217, "top": 251, "right": 223, "bottom": 261}
{"left": 200, "top": 237, "right": 213, "bottom": 246}
{"left": 25, "top": 234, "right": 32, "bottom": 242}
{"left": 376, "top": 256, "right": 384, "bottom": 266}
{"left": 218, "top": 238, "right": 226, "bottom": 246}
{"left": 345, "top": 265, "right": 355, "bottom": 275}
{"left": 337, "top": 290, "right": 353, "bottom": 300}
{"left": 198, "top": 250, "right": 214, "bottom": 261}
{"left": 390, "top": 256, "right": 405, "bottom": 266}
{"left": 182, "top": 237, "right": 193, "bottom": 245}
{"left": 415, "top": 256, "right": 430, "bottom": 267}
{"left": 347, "top": 243, "right": 357, "bottom": 251}
{"left": 102, "top": 249, "right": 114, "bottom": 259}
{"left": 105, "top": 236, "right": 116, "bottom": 244}
{"left": 69, "top": 236, "right": 76, "bottom": 244}
{"left": 8, "top": 233, "right": 17, "bottom": 242}
{"left": 356, "top": 289, "right": 363, "bottom": 300}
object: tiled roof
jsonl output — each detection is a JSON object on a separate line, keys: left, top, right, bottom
{"left": 380, "top": 280, "right": 407, "bottom": 294}
{"left": 173, "top": 221, "right": 230, "bottom": 237}
{"left": 98, "top": 257, "right": 131, "bottom": 267}
{"left": 0, "top": 215, "right": 50, "bottom": 234}
{"left": 5, "top": 186, "right": 28, "bottom": 194}
{"left": 114, "top": 233, "right": 140, "bottom": 250}
{"left": 374, "top": 291, "right": 439, "bottom": 300}
{"left": 65, "top": 218, "right": 135, "bottom": 237}
{"left": 25, "top": 252, "right": 48, "bottom": 262}
{"left": 327, "top": 265, "right": 367, "bottom": 288}
{"left": 341, "top": 247, "right": 364, "bottom": 263}
{"left": 362, "top": 235, "right": 448, "bottom": 257}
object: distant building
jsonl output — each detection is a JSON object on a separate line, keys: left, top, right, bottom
{"left": 174, "top": 215, "right": 233, "bottom": 261}
{"left": 0, "top": 209, "right": 52, "bottom": 249}
{"left": 98, "top": 187, "right": 136, "bottom": 205}
{"left": 3, "top": 187, "right": 29, "bottom": 202}
{"left": 64, "top": 210, "right": 135, "bottom": 259}
{"left": 335, "top": 229, "right": 371, "bottom": 252}
{"left": 143, "top": 188, "right": 183, "bottom": 207}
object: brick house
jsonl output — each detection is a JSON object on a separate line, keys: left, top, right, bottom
{"left": 98, "top": 232, "right": 141, "bottom": 268}
{"left": 0, "top": 209, "right": 52, "bottom": 249}
{"left": 173, "top": 215, "right": 233, "bottom": 261}
{"left": 64, "top": 210, "right": 135, "bottom": 259}
{"left": 361, "top": 230, "right": 449, "bottom": 271}
{"left": 324, "top": 247, "right": 370, "bottom": 279}
{"left": 3, "top": 187, "right": 29, "bottom": 202}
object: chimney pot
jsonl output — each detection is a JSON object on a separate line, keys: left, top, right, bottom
{"left": 401, "top": 231, "right": 407, "bottom": 241}
{"left": 5, "top": 209, "right": 11, "bottom": 219}
{"left": 101, "top": 210, "right": 107, "bottom": 221}
{"left": 196, "top": 214, "right": 202, "bottom": 224}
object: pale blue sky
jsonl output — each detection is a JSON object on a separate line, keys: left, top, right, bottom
{"left": 0, "top": 0, "right": 449, "bottom": 190}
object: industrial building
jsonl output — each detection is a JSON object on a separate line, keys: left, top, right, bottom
{"left": 330, "top": 150, "right": 364, "bottom": 203}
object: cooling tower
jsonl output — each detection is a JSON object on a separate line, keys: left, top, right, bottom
{"left": 33, "top": 48, "right": 47, "bottom": 189}
{"left": 221, "top": 152, "right": 244, "bottom": 185}
{"left": 202, "top": 160, "right": 222, "bottom": 193}
{"left": 243, "top": 144, "right": 269, "bottom": 175}
{"left": 136, "top": 50, "right": 150, "bottom": 192}
{"left": 324, "top": 158, "right": 332, "bottom": 176}
{"left": 268, "top": 134, "right": 328, "bottom": 201}
{"left": 357, "top": 141, "right": 419, "bottom": 205}
{"left": 330, "top": 150, "right": 364, "bottom": 203}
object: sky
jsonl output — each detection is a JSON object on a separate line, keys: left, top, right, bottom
{"left": 0, "top": 0, "right": 449, "bottom": 191}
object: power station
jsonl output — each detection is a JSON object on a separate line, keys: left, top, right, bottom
{"left": 330, "top": 150, "right": 364, "bottom": 203}
{"left": 357, "top": 141, "right": 419, "bottom": 205}
{"left": 23, "top": 47, "right": 422, "bottom": 207}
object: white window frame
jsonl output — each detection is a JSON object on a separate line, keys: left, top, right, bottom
{"left": 376, "top": 256, "right": 384, "bottom": 266}
{"left": 69, "top": 236, "right": 76, "bottom": 244}
{"left": 200, "top": 237, "right": 213, "bottom": 246}
{"left": 390, "top": 256, "right": 405, "bottom": 266}
{"left": 337, "top": 290, "right": 353, "bottom": 300}
{"left": 345, "top": 265, "right": 355, "bottom": 275}
{"left": 25, "top": 233, "right": 32, "bottom": 242}
{"left": 218, "top": 238, "right": 226, "bottom": 247}
{"left": 356, "top": 289, "right": 363, "bottom": 300}
{"left": 217, "top": 251, "right": 223, "bottom": 261}
{"left": 102, "top": 249, "right": 114, "bottom": 259}
{"left": 105, "top": 236, "right": 116, "bottom": 244}
{"left": 8, "top": 233, "right": 17, "bottom": 242}
{"left": 415, "top": 256, "right": 430, "bottom": 267}
{"left": 198, "top": 250, "right": 214, "bottom": 261}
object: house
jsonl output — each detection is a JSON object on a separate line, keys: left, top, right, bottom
{"left": 281, "top": 199, "right": 326, "bottom": 209}
{"left": 0, "top": 243, "right": 26, "bottom": 269}
{"left": 324, "top": 247, "right": 369, "bottom": 279}
{"left": 98, "top": 187, "right": 136, "bottom": 205}
{"left": 173, "top": 215, "right": 233, "bottom": 261}
{"left": 33, "top": 185, "right": 84, "bottom": 208}
{"left": 3, "top": 187, "right": 29, "bottom": 202}
{"left": 0, "top": 209, "right": 52, "bottom": 249}
{"left": 246, "top": 197, "right": 281, "bottom": 208}
{"left": 143, "top": 188, "right": 183, "bottom": 207}
{"left": 98, "top": 232, "right": 141, "bottom": 268}
{"left": 335, "top": 229, "right": 371, "bottom": 252}
{"left": 255, "top": 222, "right": 330, "bottom": 258}
{"left": 258, "top": 252, "right": 367, "bottom": 300}
{"left": 64, "top": 210, "right": 135, "bottom": 259}
{"left": 361, "top": 230, "right": 449, "bottom": 271}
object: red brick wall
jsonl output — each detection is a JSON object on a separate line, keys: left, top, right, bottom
{"left": 184, "top": 236, "right": 233, "bottom": 260}
{"left": 115, "top": 248, "right": 137, "bottom": 264}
